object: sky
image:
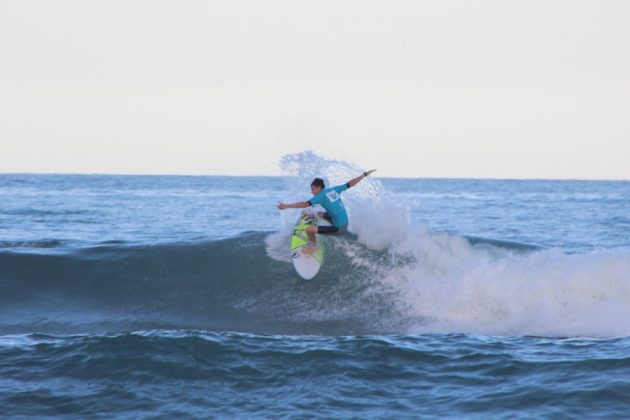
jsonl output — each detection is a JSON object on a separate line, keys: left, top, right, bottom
{"left": 1, "top": 0, "right": 629, "bottom": 179}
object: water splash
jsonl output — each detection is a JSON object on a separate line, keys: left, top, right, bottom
{"left": 276, "top": 151, "right": 409, "bottom": 250}
{"left": 269, "top": 151, "right": 630, "bottom": 338}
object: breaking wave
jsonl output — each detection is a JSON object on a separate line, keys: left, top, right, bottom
{"left": 1, "top": 230, "right": 629, "bottom": 338}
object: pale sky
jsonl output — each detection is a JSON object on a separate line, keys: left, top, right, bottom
{"left": 1, "top": 0, "right": 629, "bottom": 179}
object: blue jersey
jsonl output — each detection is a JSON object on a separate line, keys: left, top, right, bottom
{"left": 308, "top": 183, "right": 349, "bottom": 228}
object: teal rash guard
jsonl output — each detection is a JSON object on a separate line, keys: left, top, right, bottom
{"left": 307, "top": 183, "right": 349, "bottom": 228}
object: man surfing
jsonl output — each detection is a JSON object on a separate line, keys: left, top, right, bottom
{"left": 277, "top": 170, "right": 376, "bottom": 253}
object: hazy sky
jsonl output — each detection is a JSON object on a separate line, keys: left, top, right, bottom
{"left": 1, "top": 0, "right": 629, "bottom": 179}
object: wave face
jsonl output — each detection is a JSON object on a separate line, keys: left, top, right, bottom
{"left": 0, "top": 233, "right": 405, "bottom": 336}
{"left": 2, "top": 229, "right": 629, "bottom": 338}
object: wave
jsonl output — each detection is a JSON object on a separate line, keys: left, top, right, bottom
{"left": 1, "top": 229, "right": 629, "bottom": 338}
{"left": 0, "top": 232, "right": 406, "bottom": 336}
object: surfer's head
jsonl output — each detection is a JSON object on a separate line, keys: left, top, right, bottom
{"left": 311, "top": 178, "right": 325, "bottom": 194}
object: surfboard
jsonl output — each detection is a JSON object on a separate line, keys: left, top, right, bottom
{"left": 290, "top": 212, "right": 329, "bottom": 280}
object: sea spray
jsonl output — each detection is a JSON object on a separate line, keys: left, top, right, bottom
{"left": 274, "top": 151, "right": 410, "bottom": 250}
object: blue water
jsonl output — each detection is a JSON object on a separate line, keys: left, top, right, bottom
{"left": 1, "top": 154, "right": 630, "bottom": 417}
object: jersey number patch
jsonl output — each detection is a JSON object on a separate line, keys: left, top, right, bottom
{"left": 326, "top": 190, "right": 340, "bottom": 202}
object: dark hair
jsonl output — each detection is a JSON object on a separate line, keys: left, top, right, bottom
{"left": 311, "top": 178, "right": 325, "bottom": 189}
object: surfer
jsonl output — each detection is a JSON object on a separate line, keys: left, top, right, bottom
{"left": 277, "top": 170, "right": 377, "bottom": 253}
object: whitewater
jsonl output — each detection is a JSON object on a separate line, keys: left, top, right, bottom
{"left": 1, "top": 152, "right": 629, "bottom": 417}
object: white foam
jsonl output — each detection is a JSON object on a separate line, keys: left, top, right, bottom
{"left": 265, "top": 224, "right": 294, "bottom": 262}
{"left": 387, "top": 229, "right": 630, "bottom": 338}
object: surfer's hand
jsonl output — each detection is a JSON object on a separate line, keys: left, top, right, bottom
{"left": 364, "top": 169, "right": 377, "bottom": 177}
{"left": 277, "top": 203, "right": 288, "bottom": 210}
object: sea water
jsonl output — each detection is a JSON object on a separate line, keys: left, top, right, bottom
{"left": 1, "top": 152, "right": 629, "bottom": 418}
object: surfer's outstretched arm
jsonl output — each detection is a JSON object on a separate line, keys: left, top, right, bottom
{"left": 347, "top": 169, "right": 377, "bottom": 188}
{"left": 277, "top": 201, "right": 310, "bottom": 210}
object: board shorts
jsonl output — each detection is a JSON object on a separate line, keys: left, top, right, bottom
{"left": 317, "top": 212, "right": 348, "bottom": 235}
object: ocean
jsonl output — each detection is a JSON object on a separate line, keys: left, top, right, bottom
{"left": 1, "top": 153, "right": 629, "bottom": 418}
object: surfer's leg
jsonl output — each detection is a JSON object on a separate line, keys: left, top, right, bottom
{"left": 306, "top": 225, "right": 317, "bottom": 243}
{"left": 303, "top": 225, "right": 318, "bottom": 254}
{"left": 316, "top": 225, "right": 339, "bottom": 235}
{"left": 317, "top": 224, "right": 346, "bottom": 236}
